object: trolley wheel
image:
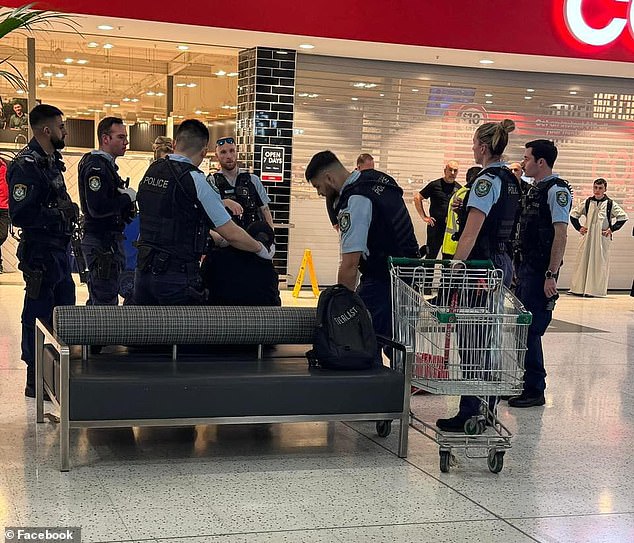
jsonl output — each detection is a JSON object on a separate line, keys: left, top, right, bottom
{"left": 487, "top": 449, "right": 505, "bottom": 473}
{"left": 376, "top": 420, "right": 392, "bottom": 437}
{"left": 439, "top": 450, "right": 451, "bottom": 473}
{"left": 464, "top": 417, "right": 484, "bottom": 435}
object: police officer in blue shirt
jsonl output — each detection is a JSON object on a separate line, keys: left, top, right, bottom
{"left": 304, "top": 151, "right": 419, "bottom": 350}
{"left": 509, "top": 139, "right": 572, "bottom": 408}
{"left": 8, "top": 104, "right": 77, "bottom": 398}
{"left": 211, "top": 137, "right": 274, "bottom": 229}
{"left": 436, "top": 119, "right": 521, "bottom": 432}
{"left": 134, "top": 119, "right": 274, "bottom": 305}
{"left": 78, "top": 117, "right": 136, "bottom": 307}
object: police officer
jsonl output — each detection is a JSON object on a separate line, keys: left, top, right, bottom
{"left": 8, "top": 104, "right": 77, "bottom": 398}
{"left": 78, "top": 117, "right": 136, "bottom": 306}
{"left": 436, "top": 119, "right": 521, "bottom": 432}
{"left": 211, "top": 136, "right": 274, "bottom": 229}
{"left": 509, "top": 139, "right": 572, "bottom": 408}
{"left": 304, "top": 151, "right": 419, "bottom": 352}
{"left": 134, "top": 120, "right": 274, "bottom": 305}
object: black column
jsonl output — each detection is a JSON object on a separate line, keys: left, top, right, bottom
{"left": 237, "top": 46, "right": 296, "bottom": 277}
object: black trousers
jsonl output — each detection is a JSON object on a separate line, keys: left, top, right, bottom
{"left": 425, "top": 223, "right": 445, "bottom": 260}
{"left": 0, "top": 209, "right": 9, "bottom": 265}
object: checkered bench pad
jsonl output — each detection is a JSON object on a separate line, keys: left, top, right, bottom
{"left": 53, "top": 306, "right": 317, "bottom": 345}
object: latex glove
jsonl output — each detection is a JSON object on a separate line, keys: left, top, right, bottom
{"left": 255, "top": 242, "right": 275, "bottom": 260}
{"left": 118, "top": 187, "right": 137, "bottom": 202}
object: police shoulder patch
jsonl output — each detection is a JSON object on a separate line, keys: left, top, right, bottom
{"left": 556, "top": 190, "right": 570, "bottom": 207}
{"left": 339, "top": 212, "right": 351, "bottom": 233}
{"left": 12, "top": 183, "right": 27, "bottom": 201}
{"left": 474, "top": 178, "right": 492, "bottom": 197}
{"left": 88, "top": 175, "right": 102, "bottom": 192}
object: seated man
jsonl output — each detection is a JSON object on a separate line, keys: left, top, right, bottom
{"left": 201, "top": 220, "right": 281, "bottom": 306}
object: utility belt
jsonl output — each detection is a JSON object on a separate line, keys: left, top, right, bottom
{"left": 83, "top": 229, "right": 124, "bottom": 242}
{"left": 19, "top": 233, "right": 69, "bottom": 251}
{"left": 138, "top": 246, "right": 199, "bottom": 276}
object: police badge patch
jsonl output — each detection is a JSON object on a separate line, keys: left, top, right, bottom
{"left": 474, "top": 178, "right": 492, "bottom": 197}
{"left": 556, "top": 190, "right": 569, "bottom": 207}
{"left": 339, "top": 212, "right": 351, "bottom": 233}
{"left": 12, "top": 184, "right": 27, "bottom": 201}
{"left": 88, "top": 176, "right": 102, "bottom": 191}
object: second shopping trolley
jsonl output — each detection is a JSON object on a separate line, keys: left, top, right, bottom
{"left": 390, "top": 258, "right": 532, "bottom": 473}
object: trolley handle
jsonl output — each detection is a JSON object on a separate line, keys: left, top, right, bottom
{"left": 389, "top": 257, "right": 494, "bottom": 269}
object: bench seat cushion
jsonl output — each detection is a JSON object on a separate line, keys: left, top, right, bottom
{"left": 43, "top": 346, "right": 404, "bottom": 421}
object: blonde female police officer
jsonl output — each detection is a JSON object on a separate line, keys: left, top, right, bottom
{"left": 436, "top": 119, "right": 522, "bottom": 432}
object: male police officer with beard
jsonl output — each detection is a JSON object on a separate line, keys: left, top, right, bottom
{"left": 509, "top": 139, "right": 572, "bottom": 408}
{"left": 135, "top": 120, "right": 274, "bottom": 305}
{"left": 78, "top": 117, "right": 136, "bottom": 306}
{"left": 8, "top": 104, "right": 77, "bottom": 398}
{"left": 305, "top": 151, "right": 418, "bottom": 351}
{"left": 211, "top": 136, "right": 274, "bottom": 229}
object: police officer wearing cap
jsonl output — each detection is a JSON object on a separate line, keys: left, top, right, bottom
{"left": 509, "top": 139, "right": 572, "bottom": 408}
{"left": 78, "top": 117, "right": 136, "bottom": 307}
{"left": 8, "top": 104, "right": 77, "bottom": 398}
{"left": 134, "top": 120, "right": 274, "bottom": 305}
{"left": 436, "top": 119, "right": 521, "bottom": 432}
{"left": 305, "top": 151, "right": 419, "bottom": 350}
{"left": 211, "top": 136, "right": 274, "bottom": 229}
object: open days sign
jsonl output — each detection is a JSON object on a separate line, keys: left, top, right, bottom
{"left": 261, "top": 147, "right": 285, "bottom": 182}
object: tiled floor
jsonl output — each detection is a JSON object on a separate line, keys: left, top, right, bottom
{"left": 0, "top": 275, "right": 632, "bottom": 542}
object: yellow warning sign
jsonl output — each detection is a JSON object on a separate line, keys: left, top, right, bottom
{"left": 292, "top": 249, "right": 320, "bottom": 298}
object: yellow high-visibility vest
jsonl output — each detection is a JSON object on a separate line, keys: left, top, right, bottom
{"left": 442, "top": 186, "right": 469, "bottom": 257}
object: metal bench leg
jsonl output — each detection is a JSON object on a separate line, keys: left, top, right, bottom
{"left": 60, "top": 348, "right": 70, "bottom": 472}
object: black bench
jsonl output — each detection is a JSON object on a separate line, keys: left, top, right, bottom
{"left": 36, "top": 306, "right": 411, "bottom": 471}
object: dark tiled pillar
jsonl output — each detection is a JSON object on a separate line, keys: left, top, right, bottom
{"left": 237, "top": 47, "right": 296, "bottom": 278}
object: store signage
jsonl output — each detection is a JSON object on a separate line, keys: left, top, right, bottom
{"left": 564, "top": 0, "right": 634, "bottom": 46}
{"left": 261, "top": 146, "right": 284, "bottom": 182}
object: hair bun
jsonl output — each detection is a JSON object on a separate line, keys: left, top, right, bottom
{"left": 500, "top": 119, "right": 516, "bottom": 133}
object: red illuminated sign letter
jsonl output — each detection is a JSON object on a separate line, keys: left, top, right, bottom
{"left": 565, "top": 0, "right": 633, "bottom": 46}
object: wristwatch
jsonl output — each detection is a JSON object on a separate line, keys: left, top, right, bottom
{"left": 545, "top": 270, "right": 556, "bottom": 280}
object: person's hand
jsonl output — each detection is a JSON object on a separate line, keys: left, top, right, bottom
{"left": 579, "top": 226, "right": 588, "bottom": 235}
{"left": 423, "top": 216, "right": 436, "bottom": 227}
{"left": 544, "top": 277, "right": 557, "bottom": 298}
{"left": 256, "top": 242, "right": 275, "bottom": 260}
{"left": 452, "top": 197, "right": 463, "bottom": 212}
{"left": 58, "top": 199, "right": 79, "bottom": 222}
{"left": 223, "top": 199, "right": 243, "bottom": 216}
{"left": 118, "top": 187, "right": 137, "bottom": 203}
{"left": 602, "top": 228, "right": 612, "bottom": 237}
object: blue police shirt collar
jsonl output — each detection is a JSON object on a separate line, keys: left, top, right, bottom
{"left": 92, "top": 149, "right": 117, "bottom": 169}
{"left": 28, "top": 137, "right": 63, "bottom": 164}
{"left": 168, "top": 153, "right": 194, "bottom": 165}
{"left": 340, "top": 169, "right": 361, "bottom": 191}
{"left": 535, "top": 174, "right": 558, "bottom": 185}
{"left": 485, "top": 161, "right": 506, "bottom": 169}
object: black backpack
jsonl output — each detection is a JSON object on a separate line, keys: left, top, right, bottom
{"left": 306, "top": 285, "right": 378, "bottom": 370}
{"left": 585, "top": 197, "right": 613, "bottom": 227}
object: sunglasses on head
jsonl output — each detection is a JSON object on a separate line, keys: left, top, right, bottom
{"left": 216, "top": 137, "right": 235, "bottom": 146}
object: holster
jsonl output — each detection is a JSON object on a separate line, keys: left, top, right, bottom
{"left": 92, "top": 249, "right": 116, "bottom": 281}
{"left": 20, "top": 263, "right": 44, "bottom": 300}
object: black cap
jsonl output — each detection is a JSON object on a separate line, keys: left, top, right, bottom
{"left": 247, "top": 220, "right": 275, "bottom": 250}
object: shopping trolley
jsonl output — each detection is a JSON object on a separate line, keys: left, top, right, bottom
{"left": 390, "top": 257, "right": 532, "bottom": 473}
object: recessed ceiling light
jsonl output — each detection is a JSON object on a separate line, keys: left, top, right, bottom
{"left": 214, "top": 70, "right": 227, "bottom": 76}
{"left": 227, "top": 72, "right": 238, "bottom": 77}
{"left": 569, "top": 90, "right": 578, "bottom": 95}
{"left": 42, "top": 68, "right": 54, "bottom": 77}
{"left": 97, "top": 24, "right": 114, "bottom": 30}
{"left": 297, "top": 92, "right": 309, "bottom": 97}
{"left": 194, "top": 109, "right": 202, "bottom": 114}
{"left": 485, "top": 100, "right": 493, "bottom": 104}
{"left": 479, "top": 59, "right": 494, "bottom": 65}
{"left": 76, "top": 59, "right": 88, "bottom": 65}
{"left": 177, "top": 45, "right": 189, "bottom": 50}
{"left": 351, "top": 97, "right": 359, "bottom": 101}
{"left": 526, "top": 88, "right": 535, "bottom": 92}
{"left": 37, "top": 80, "right": 47, "bottom": 88}
{"left": 63, "top": 58, "right": 74, "bottom": 64}
{"left": 146, "top": 91, "right": 156, "bottom": 96}
{"left": 130, "top": 98, "right": 139, "bottom": 103}
{"left": 156, "top": 92, "right": 165, "bottom": 97}
{"left": 308, "top": 93, "right": 319, "bottom": 98}
{"left": 353, "top": 82, "right": 365, "bottom": 88}
{"left": 176, "top": 83, "right": 187, "bottom": 87}
{"left": 412, "top": 88, "right": 419, "bottom": 92}
{"left": 379, "top": 93, "right": 385, "bottom": 97}
{"left": 485, "top": 93, "right": 493, "bottom": 97}
{"left": 524, "top": 96, "right": 532, "bottom": 100}
{"left": 299, "top": 44, "right": 315, "bottom": 49}
{"left": 186, "top": 83, "right": 197, "bottom": 88}
{"left": 16, "top": 89, "right": 25, "bottom": 94}
{"left": 103, "top": 43, "right": 114, "bottom": 49}
{"left": 87, "top": 42, "right": 99, "bottom": 48}
{"left": 122, "top": 97, "right": 131, "bottom": 102}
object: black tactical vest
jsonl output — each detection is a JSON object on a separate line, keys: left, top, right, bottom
{"left": 518, "top": 177, "right": 572, "bottom": 270}
{"left": 78, "top": 152, "right": 127, "bottom": 234}
{"left": 137, "top": 157, "right": 211, "bottom": 262}
{"left": 336, "top": 169, "right": 419, "bottom": 279}
{"left": 457, "top": 166, "right": 521, "bottom": 260}
{"left": 213, "top": 171, "right": 263, "bottom": 229}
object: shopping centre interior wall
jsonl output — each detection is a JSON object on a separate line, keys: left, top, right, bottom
{"left": 288, "top": 55, "right": 634, "bottom": 289}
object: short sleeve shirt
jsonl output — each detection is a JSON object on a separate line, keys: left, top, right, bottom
{"left": 466, "top": 164, "right": 504, "bottom": 217}
{"left": 419, "top": 178, "right": 461, "bottom": 222}
{"left": 541, "top": 175, "right": 572, "bottom": 224}
{"left": 217, "top": 170, "right": 271, "bottom": 206}
{"left": 338, "top": 170, "right": 372, "bottom": 256}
